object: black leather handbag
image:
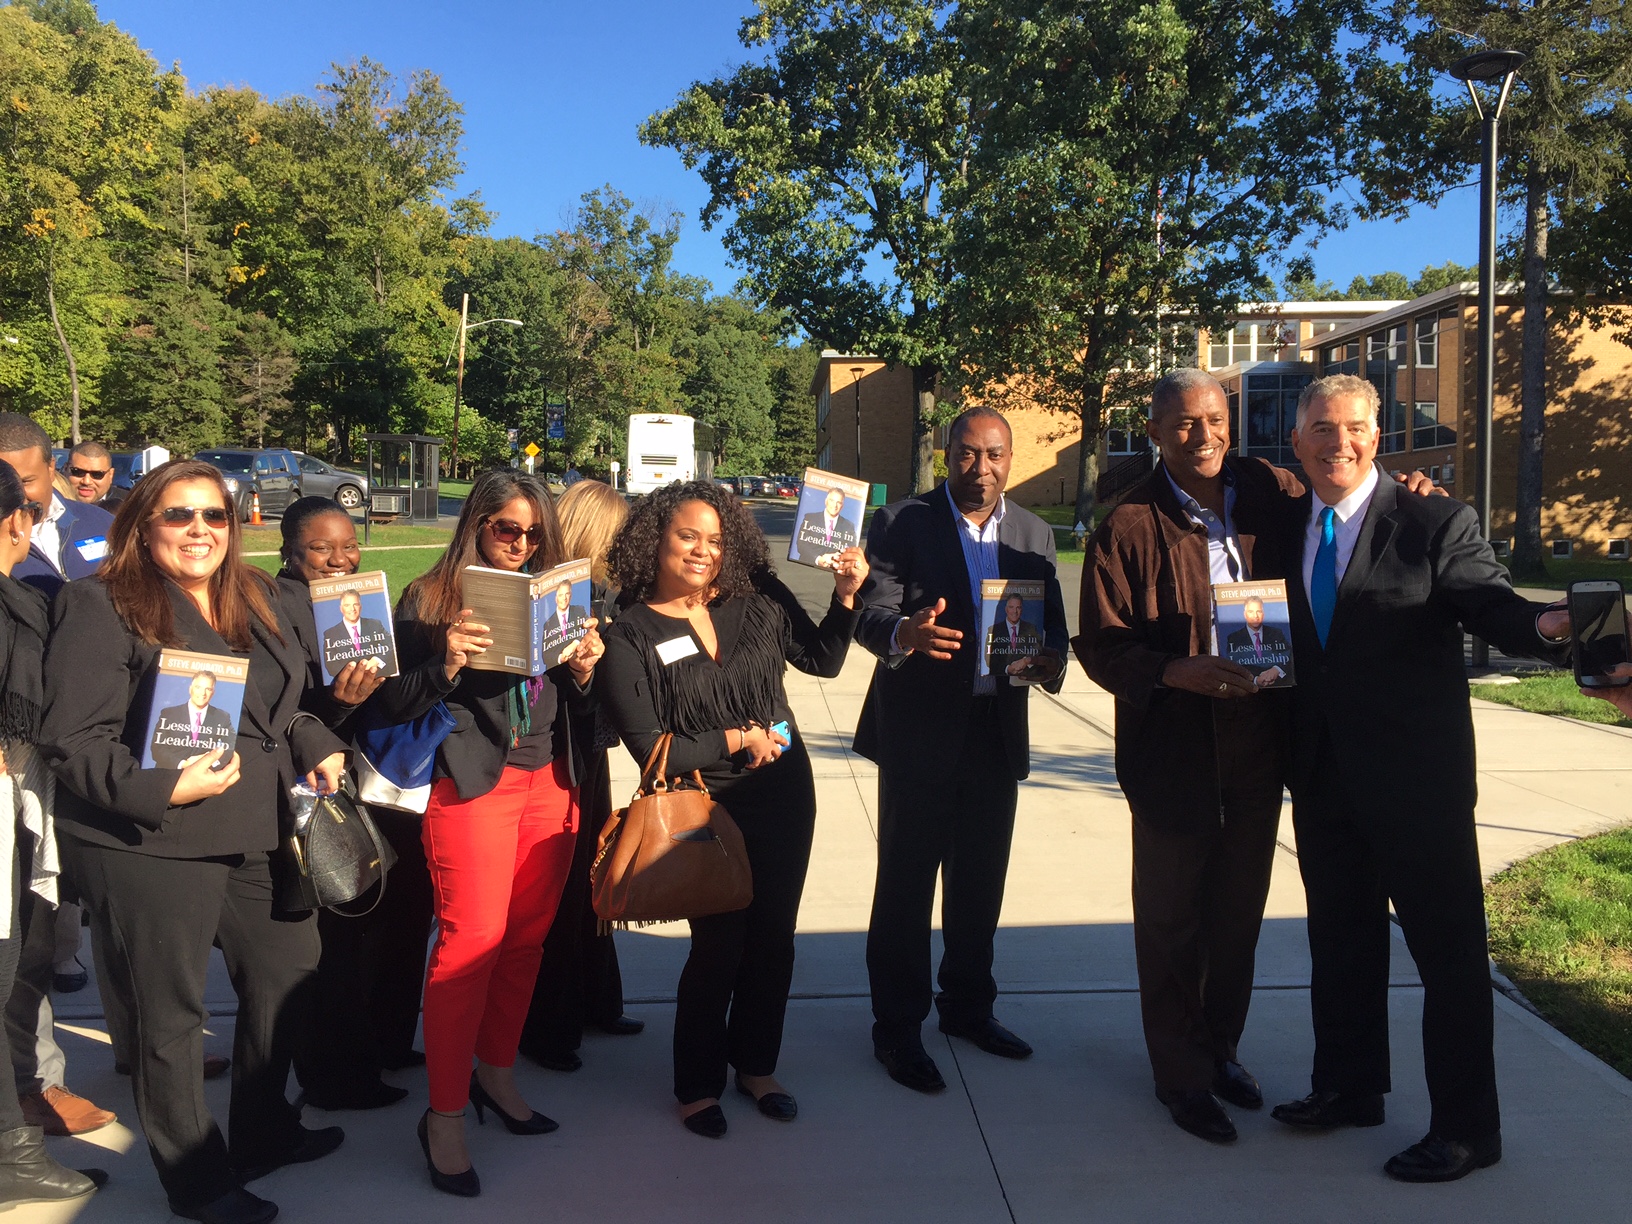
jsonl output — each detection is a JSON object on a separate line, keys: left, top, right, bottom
{"left": 285, "top": 781, "right": 398, "bottom": 914}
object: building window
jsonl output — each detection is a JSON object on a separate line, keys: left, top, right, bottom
{"left": 1491, "top": 538, "right": 1511, "bottom": 557}
{"left": 1609, "top": 540, "right": 1630, "bottom": 560}
{"left": 817, "top": 442, "right": 832, "bottom": 471}
{"left": 816, "top": 385, "right": 830, "bottom": 428}
{"left": 1240, "top": 371, "right": 1311, "bottom": 466}
{"left": 1366, "top": 326, "right": 1408, "bottom": 454}
{"left": 1323, "top": 340, "right": 1360, "bottom": 376}
{"left": 1550, "top": 540, "right": 1574, "bottom": 559}
{"left": 1415, "top": 317, "right": 1438, "bottom": 367}
{"left": 1443, "top": 460, "right": 1455, "bottom": 484}
{"left": 1106, "top": 407, "right": 1151, "bottom": 455}
{"left": 1413, "top": 401, "right": 1454, "bottom": 450}
{"left": 1428, "top": 465, "right": 1441, "bottom": 482}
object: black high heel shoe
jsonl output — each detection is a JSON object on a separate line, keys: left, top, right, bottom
{"left": 469, "top": 1072, "right": 559, "bottom": 1135}
{"left": 417, "top": 1111, "right": 480, "bottom": 1198}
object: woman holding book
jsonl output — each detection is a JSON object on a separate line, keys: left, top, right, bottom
{"left": 519, "top": 478, "right": 642, "bottom": 1071}
{"left": 599, "top": 480, "right": 866, "bottom": 1137}
{"left": 274, "top": 497, "right": 457, "bottom": 1110}
{"left": 395, "top": 470, "right": 603, "bottom": 1198}
{"left": 38, "top": 460, "right": 349, "bottom": 1224}
{"left": 0, "top": 459, "right": 105, "bottom": 1208}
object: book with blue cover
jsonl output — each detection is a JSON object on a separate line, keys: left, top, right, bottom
{"left": 979, "top": 578, "right": 1046, "bottom": 681}
{"left": 310, "top": 570, "right": 399, "bottom": 683}
{"left": 1213, "top": 579, "right": 1296, "bottom": 688}
{"left": 461, "top": 559, "right": 594, "bottom": 676}
{"left": 787, "top": 468, "right": 868, "bottom": 569}
{"left": 140, "top": 649, "right": 247, "bottom": 770}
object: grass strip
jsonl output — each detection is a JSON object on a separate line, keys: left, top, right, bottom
{"left": 1470, "top": 671, "right": 1630, "bottom": 727}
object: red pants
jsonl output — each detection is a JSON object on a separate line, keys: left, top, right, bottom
{"left": 421, "top": 761, "right": 578, "bottom": 1112}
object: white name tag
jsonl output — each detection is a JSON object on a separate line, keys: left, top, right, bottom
{"left": 655, "top": 635, "right": 700, "bottom": 665}
{"left": 73, "top": 536, "right": 108, "bottom": 562}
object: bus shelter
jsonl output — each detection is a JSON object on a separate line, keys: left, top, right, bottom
{"left": 359, "top": 433, "right": 443, "bottom": 532}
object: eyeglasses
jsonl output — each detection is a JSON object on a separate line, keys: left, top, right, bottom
{"left": 66, "top": 466, "right": 109, "bottom": 481}
{"left": 482, "top": 517, "right": 542, "bottom": 545}
{"left": 154, "top": 506, "right": 232, "bottom": 528}
{"left": 19, "top": 501, "right": 42, "bottom": 525}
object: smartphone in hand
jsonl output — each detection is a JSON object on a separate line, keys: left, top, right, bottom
{"left": 1567, "top": 579, "right": 1631, "bottom": 688}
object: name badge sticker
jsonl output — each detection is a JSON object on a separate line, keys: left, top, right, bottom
{"left": 655, "top": 636, "right": 700, "bottom": 666}
{"left": 73, "top": 536, "right": 108, "bottom": 563}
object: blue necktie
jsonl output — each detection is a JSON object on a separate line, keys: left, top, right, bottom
{"left": 1311, "top": 506, "right": 1337, "bottom": 647}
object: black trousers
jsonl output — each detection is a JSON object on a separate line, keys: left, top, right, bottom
{"left": 5, "top": 844, "right": 62, "bottom": 1096}
{"left": 521, "top": 747, "right": 625, "bottom": 1058}
{"left": 298, "top": 809, "right": 434, "bottom": 1092}
{"left": 1130, "top": 710, "right": 1283, "bottom": 1095}
{"left": 1292, "top": 756, "right": 1499, "bottom": 1140}
{"left": 64, "top": 838, "right": 318, "bottom": 1210}
{"left": 867, "top": 698, "right": 1019, "bottom": 1046}
{"left": 0, "top": 851, "right": 24, "bottom": 1133}
{"left": 673, "top": 738, "right": 816, "bottom": 1105}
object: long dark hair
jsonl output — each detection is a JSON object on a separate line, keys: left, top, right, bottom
{"left": 404, "top": 470, "right": 563, "bottom": 627}
{"left": 607, "top": 481, "right": 769, "bottom": 605}
{"left": 0, "top": 458, "right": 26, "bottom": 521}
{"left": 100, "top": 459, "right": 282, "bottom": 650}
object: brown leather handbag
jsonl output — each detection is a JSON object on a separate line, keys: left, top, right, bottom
{"left": 591, "top": 733, "right": 753, "bottom": 924}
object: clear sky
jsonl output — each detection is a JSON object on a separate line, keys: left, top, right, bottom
{"left": 97, "top": 0, "right": 1482, "bottom": 301}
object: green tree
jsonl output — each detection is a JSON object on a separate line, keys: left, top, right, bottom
{"left": 1346, "top": 271, "right": 1415, "bottom": 299}
{"left": 768, "top": 340, "right": 819, "bottom": 472}
{"left": 676, "top": 296, "right": 777, "bottom": 474}
{"left": 643, "top": 0, "right": 964, "bottom": 493}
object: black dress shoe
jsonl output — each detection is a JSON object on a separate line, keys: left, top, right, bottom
{"left": 734, "top": 1072, "right": 798, "bottom": 1121}
{"left": 595, "top": 1014, "right": 645, "bottom": 1036}
{"left": 681, "top": 1103, "right": 727, "bottom": 1138}
{"left": 303, "top": 1080, "right": 410, "bottom": 1111}
{"left": 938, "top": 1016, "right": 1033, "bottom": 1060}
{"left": 1271, "top": 1090, "right": 1385, "bottom": 1130}
{"left": 233, "top": 1125, "right": 345, "bottom": 1183}
{"left": 874, "top": 1043, "right": 947, "bottom": 1093}
{"left": 52, "top": 959, "right": 88, "bottom": 994}
{"left": 1212, "top": 1061, "right": 1263, "bottom": 1110}
{"left": 171, "top": 1186, "right": 280, "bottom": 1224}
{"left": 520, "top": 1045, "right": 583, "bottom": 1073}
{"left": 379, "top": 1048, "right": 427, "bottom": 1071}
{"left": 1384, "top": 1132, "right": 1501, "bottom": 1183}
{"left": 1161, "top": 1089, "right": 1237, "bottom": 1144}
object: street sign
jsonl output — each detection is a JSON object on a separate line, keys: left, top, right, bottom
{"left": 546, "top": 399, "right": 566, "bottom": 440}
{"left": 524, "top": 442, "right": 541, "bottom": 458}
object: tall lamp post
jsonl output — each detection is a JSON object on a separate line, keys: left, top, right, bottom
{"left": 849, "top": 366, "right": 865, "bottom": 480}
{"left": 1449, "top": 49, "right": 1525, "bottom": 669}
{"left": 447, "top": 292, "right": 524, "bottom": 474}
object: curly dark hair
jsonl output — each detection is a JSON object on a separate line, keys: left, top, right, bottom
{"left": 608, "top": 481, "right": 770, "bottom": 604}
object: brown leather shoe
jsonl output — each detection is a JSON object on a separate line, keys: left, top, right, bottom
{"left": 19, "top": 1087, "right": 116, "bottom": 1137}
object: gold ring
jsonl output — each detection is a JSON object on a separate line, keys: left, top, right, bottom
{"left": 1218, "top": 682, "right": 1227, "bottom": 692}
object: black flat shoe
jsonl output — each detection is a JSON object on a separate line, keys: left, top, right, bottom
{"left": 170, "top": 1186, "right": 279, "bottom": 1224}
{"left": 1160, "top": 1089, "right": 1237, "bottom": 1144}
{"left": 874, "top": 1042, "right": 947, "bottom": 1093}
{"left": 1212, "top": 1060, "right": 1263, "bottom": 1110}
{"left": 469, "top": 1073, "right": 559, "bottom": 1135}
{"left": 380, "top": 1048, "right": 427, "bottom": 1071}
{"left": 681, "top": 1103, "right": 727, "bottom": 1138}
{"left": 417, "top": 1111, "right": 480, "bottom": 1198}
{"left": 304, "top": 1080, "right": 410, "bottom": 1111}
{"left": 520, "top": 1045, "right": 583, "bottom": 1073}
{"left": 52, "top": 959, "right": 88, "bottom": 994}
{"left": 1384, "top": 1131, "right": 1501, "bottom": 1183}
{"left": 734, "top": 1072, "right": 798, "bottom": 1121}
{"left": 596, "top": 1014, "right": 645, "bottom": 1036}
{"left": 1271, "top": 1089, "right": 1385, "bottom": 1130}
{"left": 233, "top": 1125, "right": 345, "bottom": 1183}
{"left": 937, "top": 1016, "right": 1033, "bottom": 1060}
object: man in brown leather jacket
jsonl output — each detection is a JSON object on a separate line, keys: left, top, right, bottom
{"left": 1072, "top": 369, "right": 1301, "bottom": 1145}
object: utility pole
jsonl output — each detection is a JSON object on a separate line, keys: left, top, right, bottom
{"left": 450, "top": 292, "right": 470, "bottom": 476}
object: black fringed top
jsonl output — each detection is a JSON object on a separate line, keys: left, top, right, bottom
{"left": 599, "top": 572, "right": 858, "bottom": 794}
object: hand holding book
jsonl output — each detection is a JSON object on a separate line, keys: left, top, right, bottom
{"left": 169, "top": 746, "right": 241, "bottom": 806}
{"left": 1160, "top": 654, "right": 1260, "bottom": 697}
{"left": 444, "top": 609, "right": 493, "bottom": 681}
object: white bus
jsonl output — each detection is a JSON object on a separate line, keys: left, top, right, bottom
{"left": 625, "top": 414, "right": 697, "bottom": 495}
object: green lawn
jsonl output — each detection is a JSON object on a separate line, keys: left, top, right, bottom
{"left": 248, "top": 544, "right": 444, "bottom": 598}
{"left": 1469, "top": 671, "right": 1630, "bottom": 727}
{"left": 1487, "top": 825, "right": 1632, "bottom": 1078}
{"left": 240, "top": 522, "right": 454, "bottom": 553}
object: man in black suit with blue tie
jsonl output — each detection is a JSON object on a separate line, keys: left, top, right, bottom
{"left": 853, "top": 407, "right": 1068, "bottom": 1093}
{"left": 1270, "top": 375, "right": 1572, "bottom": 1182}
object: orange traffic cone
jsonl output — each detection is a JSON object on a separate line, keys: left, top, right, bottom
{"left": 250, "top": 491, "right": 263, "bottom": 526}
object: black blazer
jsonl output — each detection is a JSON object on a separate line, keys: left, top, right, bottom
{"left": 39, "top": 577, "right": 346, "bottom": 858}
{"left": 395, "top": 587, "right": 589, "bottom": 802}
{"left": 1283, "top": 468, "right": 1568, "bottom": 817}
{"left": 853, "top": 485, "right": 1067, "bottom": 783}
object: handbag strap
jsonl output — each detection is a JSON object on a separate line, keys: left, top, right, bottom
{"left": 638, "top": 733, "right": 675, "bottom": 795}
{"left": 326, "top": 789, "right": 392, "bottom": 919}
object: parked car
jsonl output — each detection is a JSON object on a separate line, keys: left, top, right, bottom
{"left": 292, "top": 452, "right": 368, "bottom": 509}
{"left": 193, "top": 448, "right": 302, "bottom": 520}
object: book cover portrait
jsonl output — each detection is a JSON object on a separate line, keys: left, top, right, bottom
{"left": 788, "top": 468, "right": 868, "bottom": 569}
{"left": 141, "top": 650, "right": 249, "bottom": 770}
{"left": 538, "top": 559, "right": 595, "bottom": 671}
{"left": 979, "top": 579, "right": 1046, "bottom": 679}
{"left": 1213, "top": 580, "right": 1296, "bottom": 688}
{"left": 310, "top": 571, "right": 399, "bottom": 683}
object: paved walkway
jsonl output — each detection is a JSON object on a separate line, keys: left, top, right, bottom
{"left": 26, "top": 570, "right": 1632, "bottom": 1222}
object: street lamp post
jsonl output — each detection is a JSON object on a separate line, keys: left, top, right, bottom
{"left": 447, "top": 292, "right": 524, "bottom": 474}
{"left": 850, "top": 366, "right": 865, "bottom": 480}
{"left": 1449, "top": 48, "right": 1525, "bottom": 670}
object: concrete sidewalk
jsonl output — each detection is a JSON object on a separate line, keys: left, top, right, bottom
{"left": 26, "top": 646, "right": 1632, "bottom": 1222}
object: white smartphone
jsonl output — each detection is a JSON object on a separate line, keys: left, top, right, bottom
{"left": 1567, "top": 579, "right": 1630, "bottom": 688}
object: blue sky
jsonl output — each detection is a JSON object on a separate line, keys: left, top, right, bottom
{"left": 98, "top": 0, "right": 1482, "bottom": 300}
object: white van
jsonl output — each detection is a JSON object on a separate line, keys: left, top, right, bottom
{"left": 626, "top": 414, "right": 697, "bottom": 495}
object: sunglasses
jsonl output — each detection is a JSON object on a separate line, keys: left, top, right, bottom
{"left": 19, "top": 501, "right": 42, "bottom": 525}
{"left": 154, "top": 506, "right": 232, "bottom": 528}
{"left": 67, "top": 466, "right": 110, "bottom": 480}
{"left": 482, "top": 517, "right": 542, "bottom": 546}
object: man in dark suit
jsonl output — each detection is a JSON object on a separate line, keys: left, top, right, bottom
{"left": 541, "top": 580, "right": 589, "bottom": 658}
{"left": 1269, "top": 374, "right": 1571, "bottom": 1183}
{"left": 794, "top": 486, "right": 859, "bottom": 565}
{"left": 1223, "top": 597, "right": 1292, "bottom": 666}
{"left": 854, "top": 406, "right": 1068, "bottom": 1093}
{"left": 321, "top": 591, "right": 394, "bottom": 675}
{"left": 150, "top": 672, "right": 238, "bottom": 770}
{"left": 985, "top": 594, "right": 1041, "bottom": 670}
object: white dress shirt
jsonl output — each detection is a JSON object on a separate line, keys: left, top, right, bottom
{"left": 1301, "top": 464, "right": 1379, "bottom": 601}
{"left": 30, "top": 493, "right": 66, "bottom": 575}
